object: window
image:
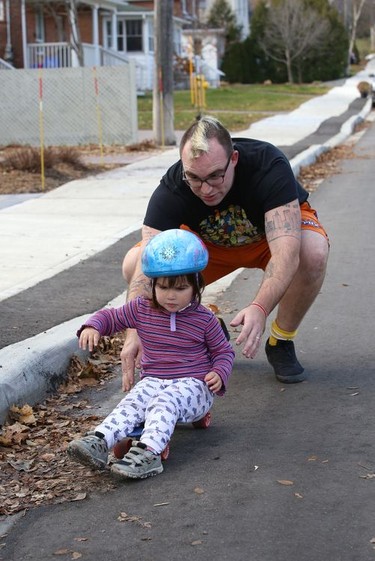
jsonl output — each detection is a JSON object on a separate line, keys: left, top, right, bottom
{"left": 126, "top": 20, "right": 143, "bottom": 52}
{"left": 105, "top": 20, "right": 112, "bottom": 49}
{"left": 104, "top": 18, "right": 144, "bottom": 53}
{"left": 117, "top": 20, "right": 125, "bottom": 51}
{"left": 35, "top": 5, "right": 45, "bottom": 42}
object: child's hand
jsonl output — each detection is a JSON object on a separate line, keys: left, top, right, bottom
{"left": 122, "top": 370, "right": 135, "bottom": 392}
{"left": 204, "top": 371, "right": 223, "bottom": 394}
{"left": 79, "top": 328, "right": 100, "bottom": 352}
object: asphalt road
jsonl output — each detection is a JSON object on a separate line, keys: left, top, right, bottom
{"left": 1, "top": 112, "right": 375, "bottom": 561}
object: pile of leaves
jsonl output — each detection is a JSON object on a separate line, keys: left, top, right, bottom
{"left": 0, "top": 335, "right": 126, "bottom": 516}
{"left": 0, "top": 140, "right": 159, "bottom": 195}
{"left": 298, "top": 143, "right": 356, "bottom": 193}
{"left": 298, "top": 119, "right": 370, "bottom": 193}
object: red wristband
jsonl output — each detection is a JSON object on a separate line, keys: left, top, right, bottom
{"left": 250, "top": 301, "right": 268, "bottom": 317}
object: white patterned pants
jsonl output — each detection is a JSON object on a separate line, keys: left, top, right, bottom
{"left": 95, "top": 377, "right": 214, "bottom": 454}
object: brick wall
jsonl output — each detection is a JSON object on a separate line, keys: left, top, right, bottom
{"left": 6, "top": 2, "right": 103, "bottom": 69}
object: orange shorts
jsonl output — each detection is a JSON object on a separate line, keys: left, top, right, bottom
{"left": 138, "top": 202, "right": 328, "bottom": 285}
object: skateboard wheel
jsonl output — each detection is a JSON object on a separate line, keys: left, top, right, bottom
{"left": 161, "top": 443, "right": 170, "bottom": 461}
{"left": 113, "top": 437, "right": 132, "bottom": 459}
{"left": 192, "top": 411, "right": 211, "bottom": 429}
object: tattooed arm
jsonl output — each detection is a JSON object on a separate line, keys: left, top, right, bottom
{"left": 120, "top": 225, "right": 161, "bottom": 391}
{"left": 126, "top": 225, "right": 160, "bottom": 301}
{"left": 258, "top": 199, "right": 301, "bottom": 309}
{"left": 230, "top": 200, "right": 301, "bottom": 359}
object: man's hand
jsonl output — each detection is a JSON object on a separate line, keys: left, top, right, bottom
{"left": 230, "top": 305, "right": 266, "bottom": 359}
{"left": 120, "top": 329, "right": 142, "bottom": 391}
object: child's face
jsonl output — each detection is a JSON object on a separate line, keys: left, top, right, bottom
{"left": 154, "top": 277, "right": 194, "bottom": 312}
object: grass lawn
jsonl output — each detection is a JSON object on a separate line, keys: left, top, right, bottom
{"left": 137, "top": 83, "right": 331, "bottom": 131}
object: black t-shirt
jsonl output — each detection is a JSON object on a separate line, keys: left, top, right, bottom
{"left": 144, "top": 137, "right": 309, "bottom": 247}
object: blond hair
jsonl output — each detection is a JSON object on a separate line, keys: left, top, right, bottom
{"left": 179, "top": 116, "right": 233, "bottom": 159}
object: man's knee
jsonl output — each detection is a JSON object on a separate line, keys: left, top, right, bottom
{"left": 300, "top": 232, "right": 329, "bottom": 279}
{"left": 122, "top": 246, "right": 141, "bottom": 282}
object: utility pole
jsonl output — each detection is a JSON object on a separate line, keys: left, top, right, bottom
{"left": 4, "top": 0, "right": 14, "bottom": 64}
{"left": 153, "top": 0, "right": 176, "bottom": 146}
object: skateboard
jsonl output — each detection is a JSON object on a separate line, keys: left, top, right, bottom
{"left": 112, "top": 410, "right": 212, "bottom": 461}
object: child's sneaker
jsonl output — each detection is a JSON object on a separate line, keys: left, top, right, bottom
{"left": 67, "top": 432, "right": 108, "bottom": 470}
{"left": 111, "top": 441, "right": 163, "bottom": 480}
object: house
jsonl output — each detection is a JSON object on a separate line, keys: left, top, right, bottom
{"left": 0, "top": 0, "right": 250, "bottom": 90}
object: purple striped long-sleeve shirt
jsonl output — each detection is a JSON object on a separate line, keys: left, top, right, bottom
{"left": 78, "top": 297, "right": 234, "bottom": 395}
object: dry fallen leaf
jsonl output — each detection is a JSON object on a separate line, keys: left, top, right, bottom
{"left": 0, "top": 334, "right": 124, "bottom": 516}
{"left": 194, "top": 487, "right": 204, "bottom": 495}
{"left": 206, "top": 303, "right": 219, "bottom": 314}
{"left": 117, "top": 512, "right": 151, "bottom": 529}
{"left": 72, "top": 493, "right": 87, "bottom": 501}
{"left": 9, "top": 404, "right": 37, "bottom": 425}
{"left": 7, "top": 459, "right": 35, "bottom": 472}
{"left": 277, "top": 480, "right": 294, "bottom": 486}
{"left": 0, "top": 422, "right": 30, "bottom": 446}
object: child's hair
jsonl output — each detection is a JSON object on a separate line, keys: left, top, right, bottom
{"left": 151, "top": 273, "right": 205, "bottom": 309}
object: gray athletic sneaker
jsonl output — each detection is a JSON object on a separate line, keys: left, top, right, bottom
{"left": 111, "top": 441, "right": 163, "bottom": 480}
{"left": 67, "top": 432, "right": 108, "bottom": 470}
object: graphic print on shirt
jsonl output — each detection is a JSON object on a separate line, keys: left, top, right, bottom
{"left": 199, "top": 204, "right": 263, "bottom": 247}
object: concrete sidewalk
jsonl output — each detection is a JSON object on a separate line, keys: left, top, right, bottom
{"left": 0, "top": 68, "right": 374, "bottom": 425}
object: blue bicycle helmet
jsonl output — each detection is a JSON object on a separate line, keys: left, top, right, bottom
{"left": 141, "top": 229, "right": 209, "bottom": 278}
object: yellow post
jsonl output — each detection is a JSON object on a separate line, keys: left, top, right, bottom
{"left": 202, "top": 77, "right": 207, "bottom": 109}
{"left": 158, "top": 67, "right": 165, "bottom": 147}
{"left": 188, "top": 38, "right": 194, "bottom": 105}
{"left": 93, "top": 67, "right": 104, "bottom": 165}
{"left": 38, "top": 68, "right": 45, "bottom": 191}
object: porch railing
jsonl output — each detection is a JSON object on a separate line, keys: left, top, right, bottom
{"left": 27, "top": 43, "right": 72, "bottom": 68}
{"left": 26, "top": 42, "right": 149, "bottom": 91}
{"left": 0, "top": 58, "right": 14, "bottom": 70}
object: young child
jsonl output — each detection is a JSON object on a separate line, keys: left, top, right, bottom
{"left": 67, "top": 229, "right": 234, "bottom": 480}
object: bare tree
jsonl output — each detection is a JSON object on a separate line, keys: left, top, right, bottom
{"left": 44, "top": 1, "right": 65, "bottom": 42}
{"left": 66, "top": 0, "right": 84, "bottom": 66}
{"left": 153, "top": 0, "right": 176, "bottom": 146}
{"left": 38, "top": 0, "right": 84, "bottom": 66}
{"left": 259, "top": 0, "right": 331, "bottom": 83}
{"left": 347, "top": 0, "right": 368, "bottom": 68}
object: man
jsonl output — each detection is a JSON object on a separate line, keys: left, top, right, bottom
{"left": 121, "top": 116, "right": 329, "bottom": 390}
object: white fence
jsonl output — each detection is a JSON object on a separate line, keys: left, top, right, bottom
{"left": 0, "top": 65, "right": 138, "bottom": 147}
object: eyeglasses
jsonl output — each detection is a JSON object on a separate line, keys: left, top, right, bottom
{"left": 182, "top": 154, "right": 232, "bottom": 189}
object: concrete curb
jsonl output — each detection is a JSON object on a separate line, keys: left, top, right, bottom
{"left": 0, "top": 315, "right": 88, "bottom": 424}
{"left": 290, "top": 97, "right": 373, "bottom": 177}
